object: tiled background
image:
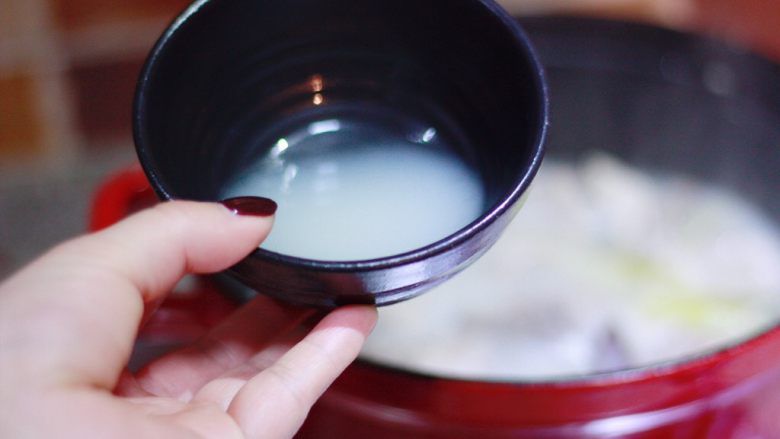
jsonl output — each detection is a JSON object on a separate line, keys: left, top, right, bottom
{"left": 0, "top": 0, "right": 189, "bottom": 164}
{"left": 0, "top": 0, "right": 189, "bottom": 277}
{"left": 0, "top": 0, "right": 779, "bottom": 278}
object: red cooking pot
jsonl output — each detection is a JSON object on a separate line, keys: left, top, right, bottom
{"left": 90, "top": 166, "right": 780, "bottom": 438}
{"left": 92, "top": 16, "right": 780, "bottom": 439}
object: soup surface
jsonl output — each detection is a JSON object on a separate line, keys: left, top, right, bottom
{"left": 221, "top": 111, "right": 485, "bottom": 261}
{"left": 361, "top": 154, "right": 780, "bottom": 379}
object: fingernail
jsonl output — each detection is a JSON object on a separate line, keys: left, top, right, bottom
{"left": 221, "top": 196, "right": 277, "bottom": 217}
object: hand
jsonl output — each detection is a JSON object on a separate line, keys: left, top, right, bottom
{"left": 0, "top": 201, "right": 377, "bottom": 439}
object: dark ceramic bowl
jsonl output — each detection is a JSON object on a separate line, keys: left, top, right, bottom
{"left": 134, "top": 0, "right": 547, "bottom": 307}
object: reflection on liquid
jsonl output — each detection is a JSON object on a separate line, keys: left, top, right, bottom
{"left": 310, "top": 74, "right": 324, "bottom": 93}
{"left": 307, "top": 119, "right": 341, "bottom": 136}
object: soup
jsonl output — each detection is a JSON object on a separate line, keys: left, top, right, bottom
{"left": 362, "top": 153, "right": 780, "bottom": 379}
{"left": 221, "top": 109, "right": 485, "bottom": 261}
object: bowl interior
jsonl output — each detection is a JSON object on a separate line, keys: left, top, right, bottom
{"left": 135, "top": 0, "right": 545, "bottom": 220}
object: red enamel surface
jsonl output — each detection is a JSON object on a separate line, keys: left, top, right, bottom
{"left": 92, "top": 165, "right": 780, "bottom": 438}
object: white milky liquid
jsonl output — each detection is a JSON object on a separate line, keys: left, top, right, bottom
{"left": 221, "top": 114, "right": 485, "bottom": 260}
{"left": 361, "top": 154, "right": 780, "bottom": 379}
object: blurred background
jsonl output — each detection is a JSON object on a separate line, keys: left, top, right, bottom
{"left": 0, "top": 0, "right": 778, "bottom": 278}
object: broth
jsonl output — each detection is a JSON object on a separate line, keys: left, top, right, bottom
{"left": 361, "top": 153, "right": 780, "bottom": 379}
{"left": 221, "top": 110, "right": 485, "bottom": 261}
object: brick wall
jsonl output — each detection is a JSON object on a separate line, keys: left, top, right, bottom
{"left": 0, "top": 0, "right": 189, "bottom": 168}
{"left": 0, "top": 0, "right": 188, "bottom": 278}
{"left": 1, "top": 0, "right": 778, "bottom": 170}
{"left": 694, "top": 0, "right": 780, "bottom": 61}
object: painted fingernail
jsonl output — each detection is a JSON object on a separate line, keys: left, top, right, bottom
{"left": 221, "top": 196, "right": 277, "bottom": 217}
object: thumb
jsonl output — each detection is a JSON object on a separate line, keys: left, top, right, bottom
{"left": 0, "top": 198, "right": 275, "bottom": 390}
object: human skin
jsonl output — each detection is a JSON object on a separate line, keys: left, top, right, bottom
{"left": 0, "top": 201, "right": 377, "bottom": 439}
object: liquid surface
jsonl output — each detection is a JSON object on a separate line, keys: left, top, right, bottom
{"left": 361, "top": 153, "right": 780, "bottom": 380}
{"left": 221, "top": 112, "right": 485, "bottom": 260}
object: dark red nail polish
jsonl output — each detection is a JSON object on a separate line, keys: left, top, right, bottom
{"left": 222, "top": 196, "right": 277, "bottom": 217}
